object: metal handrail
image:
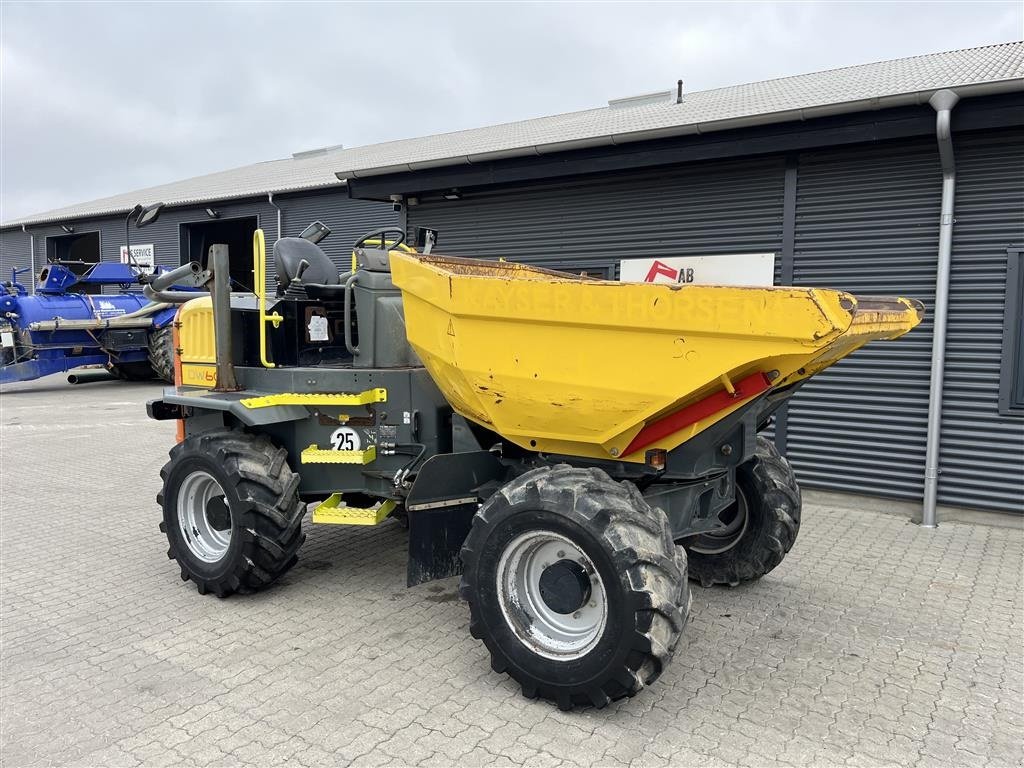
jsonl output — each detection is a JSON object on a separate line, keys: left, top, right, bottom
{"left": 253, "top": 229, "right": 283, "bottom": 368}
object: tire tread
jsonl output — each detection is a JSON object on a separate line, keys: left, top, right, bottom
{"left": 159, "top": 430, "right": 305, "bottom": 597}
{"left": 686, "top": 437, "right": 801, "bottom": 587}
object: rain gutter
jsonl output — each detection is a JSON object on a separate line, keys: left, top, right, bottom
{"left": 334, "top": 79, "right": 1023, "bottom": 180}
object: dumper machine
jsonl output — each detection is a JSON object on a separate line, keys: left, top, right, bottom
{"left": 148, "top": 225, "right": 922, "bottom": 709}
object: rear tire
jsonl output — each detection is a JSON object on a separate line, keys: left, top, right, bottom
{"left": 460, "top": 465, "right": 690, "bottom": 710}
{"left": 685, "top": 436, "right": 801, "bottom": 587}
{"left": 148, "top": 325, "right": 175, "bottom": 383}
{"left": 158, "top": 430, "right": 306, "bottom": 597}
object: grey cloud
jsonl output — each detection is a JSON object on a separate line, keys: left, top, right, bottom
{"left": 1, "top": 1, "right": 1020, "bottom": 221}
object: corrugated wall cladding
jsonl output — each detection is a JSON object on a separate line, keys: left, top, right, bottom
{"left": 407, "top": 156, "right": 786, "bottom": 277}
{"left": 272, "top": 192, "right": 396, "bottom": 269}
{"left": 0, "top": 192, "right": 393, "bottom": 291}
{"left": 0, "top": 228, "right": 35, "bottom": 278}
{"left": 939, "top": 128, "right": 1024, "bottom": 513}
{"left": 787, "top": 137, "right": 941, "bottom": 501}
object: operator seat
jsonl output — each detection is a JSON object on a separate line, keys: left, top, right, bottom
{"left": 273, "top": 237, "right": 340, "bottom": 296}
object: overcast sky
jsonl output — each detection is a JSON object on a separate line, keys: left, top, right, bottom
{"left": 1, "top": 1, "right": 1020, "bottom": 221}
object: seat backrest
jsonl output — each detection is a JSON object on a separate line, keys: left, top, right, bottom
{"left": 273, "top": 237, "right": 339, "bottom": 288}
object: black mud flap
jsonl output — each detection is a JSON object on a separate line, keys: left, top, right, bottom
{"left": 407, "top": 503, "right": 477, "bottom": 587}
{"left": 405, "top": 450, "right": 506, "bottom": 587}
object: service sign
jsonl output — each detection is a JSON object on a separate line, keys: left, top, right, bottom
{"left": 619, "top": 253, "right": 776, "bottom": 286}
{"left": 120, "top": 243, "right": 156, "bottom": 274}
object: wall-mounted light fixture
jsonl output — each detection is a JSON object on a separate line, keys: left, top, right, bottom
{"left": 205, "top": 207, "right": 220, "bottom": 219}
{"left": 442, "top": 188, "right": 462, "bottom": 201}
{"left": 60, "top": 224, "right": 74, "bottom": 234}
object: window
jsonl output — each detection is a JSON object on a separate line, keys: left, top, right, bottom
{"left": 999, "top": 246, "right": 1024, "bottom": 416}
{"left": 44, "top": 231, "right": 102, "bottom": 294}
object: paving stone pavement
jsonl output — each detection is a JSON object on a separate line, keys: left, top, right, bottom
{"left": 1, "top": 377, "right": 1022, "bottom": 768}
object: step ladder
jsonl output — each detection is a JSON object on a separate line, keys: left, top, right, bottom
{"left": 311, "top": 493, "right": 396, "bottom": 526}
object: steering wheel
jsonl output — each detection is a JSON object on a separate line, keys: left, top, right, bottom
{"left": 354, "top": 227, "right": 407, "bottom": 251}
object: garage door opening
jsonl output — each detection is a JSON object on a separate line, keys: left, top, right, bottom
{"left": 45, "top": 231, "right": 101, "bottom": 293}
{"left": 180, "top": 216, "right": 258, "bottom": 291}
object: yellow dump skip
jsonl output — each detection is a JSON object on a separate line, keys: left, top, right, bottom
{"left": 390, "top": 252, "right": 923, "bottom": 463}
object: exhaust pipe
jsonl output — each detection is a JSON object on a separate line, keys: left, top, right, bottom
{"left": 144, "top": 261, "right": 210, "bottom": 303}
{"left": 209, "top": 244, "right": 240, "bottom": 392}
{"left": 68, "top": 369, "right": 119, "bottom": 385}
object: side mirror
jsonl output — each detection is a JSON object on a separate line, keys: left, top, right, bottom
{"left": 134, "top": 202, "right": 164, "bottom": 228}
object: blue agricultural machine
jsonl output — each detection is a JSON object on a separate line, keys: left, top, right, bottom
{"left": 0, "top": 202, "right": 188, "bottom": 386}
{"left": 0, "top": 262, "right": 180, "bottom": 385}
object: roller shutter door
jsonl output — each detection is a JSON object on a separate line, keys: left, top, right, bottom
{"left": 406, "top": 157, "right": 785, "bottom": 278}
{"left": 277, "top": 192, "right": 396, "bottom": 269}
{"left": 939, "top": 128, "right": 1024, "bottom": 513}
{"left": 786, "top": 138, "right": 940, "bottom": 500}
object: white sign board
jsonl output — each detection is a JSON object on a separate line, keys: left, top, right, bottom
{"left": 120, "top": 243, "right": 156, "bottom": 274}
{"left": 619, "top": 253, "right": 776, "bottom": 286}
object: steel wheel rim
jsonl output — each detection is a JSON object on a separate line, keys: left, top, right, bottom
{"left": 496, "top": 530, "right": 608, "bottom": 660}
{"left": 177, "top": 470, "right": 232, "bottom": 563}
{"left": 689, "top": 485, "right": 750, "bottom": 555}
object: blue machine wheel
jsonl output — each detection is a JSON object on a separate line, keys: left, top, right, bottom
{"left": 147, "top": 325, "right": 175, "bottom": 383}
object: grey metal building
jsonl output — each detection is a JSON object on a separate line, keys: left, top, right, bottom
{"left": 2, "top": 43, "right": 1022, "bottom": 516}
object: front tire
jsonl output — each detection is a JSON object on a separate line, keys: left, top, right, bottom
{"left": 460, "top": 465, "right": 690, "bottom": 710}
{"left": 685, "top": 436, "right": 801, "bottom": 587}
{"left": 158, "top": 430, "right": 305, "bottom": 597}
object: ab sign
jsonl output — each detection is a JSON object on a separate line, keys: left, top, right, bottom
{"left": 619, "top": 253, "right": 776, "bottom": 286}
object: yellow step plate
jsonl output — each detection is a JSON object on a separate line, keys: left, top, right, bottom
{"left": 301, "top": 445, "right": 376, "bottom": 464}
{"left": 240, "top": 388, "right": 387, "bottom": 409}
{"left": 311, "top": 495, "right": 396, "bottom": 526}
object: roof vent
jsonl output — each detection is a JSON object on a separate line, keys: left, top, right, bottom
{"left": 607, "top": 90, "right": 674, "bottom": 109}
{"left": 292, "top": 143, "right": 344, "bottom": 159}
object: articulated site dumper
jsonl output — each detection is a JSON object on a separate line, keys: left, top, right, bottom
{"left": 147, "top": 225, "right": 922, "bottom": 709}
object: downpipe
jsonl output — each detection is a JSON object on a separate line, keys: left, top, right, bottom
{"left": 21, "top": 226, "right": 35, "bottom": 295}
{"left": 268, "top": 192, "right": 283, "bottom": 243}
{"left": 922, "top": 89, "right": 960, "bottom": 529}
